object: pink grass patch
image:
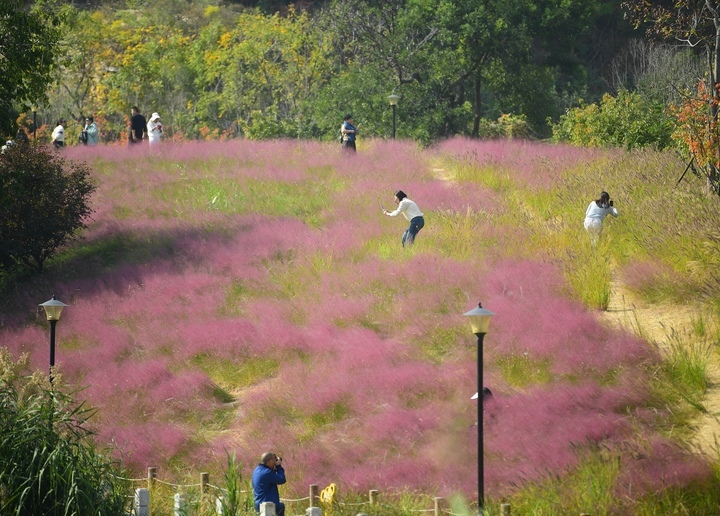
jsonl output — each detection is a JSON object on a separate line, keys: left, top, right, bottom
{"left": 432, "top": 137, "right": 603, "bottom": 189}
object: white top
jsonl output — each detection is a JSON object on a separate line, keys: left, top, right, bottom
{"left": 388, "top": 198, "right": 423, "bottom": 221}
{"left": 585, "top": 201, "right": 618, "bottom": 221}
{"left": 147, "top": 119, "right": 163, "bottom": 144}
{"left": 52, "top": 125, "right": 64, "bottom": 142}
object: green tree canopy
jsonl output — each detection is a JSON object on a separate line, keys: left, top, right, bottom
{"left": 0, "top": 0, "right": 62, "bottom": 135}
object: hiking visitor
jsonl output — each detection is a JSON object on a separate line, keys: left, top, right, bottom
{"left": 584, "top": 190, "right": 618, "bottom": 245}
{"left": 82, "top": 116, "right": 99, "bottom": 145}
{"left": 51, "top": 119, "right": 65, "bottom": 148}
{"left": 129, "top": 106, "right": 147, "bottom": 144}
{"left": 252, "top": 452, "right": 286, "bottom": 515}
{"left": 341, "top": 114, "right": 357, "bottom": 153}
{"left": 383, "top": 190, "right": 425, "bottom": 247}
{"left": 147, "top": 112, "right": 163, "bottom": 145}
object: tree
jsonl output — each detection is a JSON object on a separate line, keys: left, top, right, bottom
{"left": 0, "top": 143, "right": 95, "bottom": 272}
{"left": 0, "top": 0, "right": 62, "bottom": 135}
{"left": 622, "top": 0, "right": 720, "bottom": 193}
{"left": 0, "top": 348, "right": 130, "bottom": 514}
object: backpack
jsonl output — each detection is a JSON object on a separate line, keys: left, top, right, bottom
{"left": 79, "top": 130, "right": 88, "bottom": 144}
{"left": 339, "top": 132, "right": 344, "bottom": 143}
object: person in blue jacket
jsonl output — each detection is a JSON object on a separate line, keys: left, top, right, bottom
{"left": 252, "top": 452, "right": 286, "bottom": 515}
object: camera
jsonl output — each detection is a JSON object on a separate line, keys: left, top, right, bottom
{"left": 609, "top": 200, "right": 614, "bottom": 207}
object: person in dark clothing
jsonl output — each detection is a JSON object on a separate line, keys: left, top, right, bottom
{"left": 252, "top": 452, "right": 286, "bottom": 515}
{"left": 341, "top": 114, "right": 357, "bottom": 153}
{"left": 129, "top": 106, "right": 147, "bottom": 144}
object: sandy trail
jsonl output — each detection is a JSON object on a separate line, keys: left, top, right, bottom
{"left": 600, "top": 278, "right": 720, "bottom": 457}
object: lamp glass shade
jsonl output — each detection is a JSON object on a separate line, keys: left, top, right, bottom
{"left": 463, "top": 304, "right": 494, "bottom": 334}
{"left": 388, "top": 94, "right": 400, "bottom": 106}
{"left": 40, "top": 296, "right": 68, "bottom": 321}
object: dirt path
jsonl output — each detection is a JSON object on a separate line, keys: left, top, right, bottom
{"left": 429, "top": 164, "right": 720, "bottom": 455}
{"left": 600, "top": 278, "right": 720, "bottom": 456}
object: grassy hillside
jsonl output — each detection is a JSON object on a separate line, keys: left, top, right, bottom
{"left": 2, "top": 138, "right": 720, "bottom": 514}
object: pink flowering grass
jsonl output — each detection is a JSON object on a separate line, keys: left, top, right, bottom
{"left": 0, "top": 139, "right": 712, "bottom": 507}
{"left": 431, "top": 136, "right": 604, "bottom": 189}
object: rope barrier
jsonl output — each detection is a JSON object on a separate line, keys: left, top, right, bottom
{"left": 281, "top": 496, "right": 310, "bottom": 502}
{"left": 408, "top": 509, "right": 434, "bottom": 513}
{"left": 154, "top": 478, "right": 201, "bottom": 489}
{"left": 109, "top": 473, "right": 146, "bottom": 482}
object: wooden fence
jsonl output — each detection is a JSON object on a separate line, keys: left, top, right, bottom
{"left": 119, "top": 467, "right": 592, "bottom": 515}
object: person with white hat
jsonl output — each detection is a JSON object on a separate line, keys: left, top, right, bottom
{"left": 147, "top": 112, "right": 163, "bottom": 145}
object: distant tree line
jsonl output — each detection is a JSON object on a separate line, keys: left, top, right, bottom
{"left": 5, "top": 0, "right": 720, "bottom": 193}
{"left": 2, "top": 0, "right": 645, "bottom": 145}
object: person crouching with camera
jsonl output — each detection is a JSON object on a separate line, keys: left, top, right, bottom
{"left": 584, "top": 190, "right": 618, "bottom": 245}
{"left": 252, "top": 452, "right": 286, "bottom": 515}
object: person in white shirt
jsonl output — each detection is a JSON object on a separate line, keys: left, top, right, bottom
{"left": 383, "top": 190, "right": 425, "bottom": 247}
{"left": 51, "top": 119, "right": 65, "bottom": 148}
{"left": 584, "top": 191, "right": 618, "bottom": 245}
{"left": 147, "top": 112, "right": 163, "bottom": 145}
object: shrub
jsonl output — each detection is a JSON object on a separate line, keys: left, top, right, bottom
{"left": 0, "top": 348, "right": 129, "bottom": 514}
{"left": 552, "top": 90, "right": 674, "bottom": 150}
{"left": 0, "top": 142, "right": 95, "bottom": 272}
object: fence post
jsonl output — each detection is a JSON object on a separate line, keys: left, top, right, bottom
{"left": 174, "top": 492, "right": 188, "bottom": 516}
{"left": 201, "top": 472, "right": 210, "bottom": 494}
{"left": 501, "top": 503, "right": 511, "bottom": 515}
{"left": 147, "top": 467, "right": 156, "bottom": 491}
{"left": 306, "top": 508, "right": 322, "bottom": 516}
{"left": 260, "top": 502, "right": 277, "bottom": 515}
{"left": 309, "top": 484, "right": 319, "bottom": 508}
{"left": 369, "top": 489, "right": 379, "bottom": 505}
{"left": 146, "top": 467, "right": 156, "bottom": 516}
{"left": 135, "top": 488, "right": 150, "bottom": 516}
{"left": 434, "top": 497, "right": 444, "bottom": 516}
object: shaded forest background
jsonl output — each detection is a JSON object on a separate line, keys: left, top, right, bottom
{"left": 4, "top": 0, "right": 705, "bottom": 146}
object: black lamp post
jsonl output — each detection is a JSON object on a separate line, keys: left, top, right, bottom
{"left": 388, "top": 94, "right": 400, "bottom": 139}
{"left": 464, "top": 302, "right": 495, "bottom": 514}
{"left": 39, "top": 295, "right": 68, "bottom": 384}
{"left": 32, "top": 107, "right": 37, "bottom": 140}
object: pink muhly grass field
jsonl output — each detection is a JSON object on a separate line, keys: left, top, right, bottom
{"left": 432, "top": 136, "right": 604, "bottom": 189}
{"left": 0, "top": 139, "right": 710, "bottom": 501}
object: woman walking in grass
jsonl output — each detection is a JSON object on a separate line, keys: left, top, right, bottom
{"left": 584, "top": 190, "right": 618, "bottom": 245}
{"left": 383, "top": 190, "right": 425, "bottom": 247}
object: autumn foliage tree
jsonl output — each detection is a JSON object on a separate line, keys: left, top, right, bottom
{"left": 623, "top": 0, "right": 720, "bottom": 193}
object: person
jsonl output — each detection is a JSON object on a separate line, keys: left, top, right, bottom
{"left": 584, "top": 190, "right": 618, "bottom": 245}
{"left": 16, "top": 128, "right": 29, "bottom": 145}
{"left": 252, "top": 452, "right": 286, "bottom": 515}
{"left": 147, "top": 112, "right": 163, "bottom": 145}
{"left": 83, "top": 116, "right": 99, "bottom": 146}
{"left": 129, "top": 106, "right": 147, "bottom": 144}
{"left": 383, "top": 190, "right": 425, "bottom": 247}
{"left": 51, "top": 119, "right": 65, "bottom": 148}
{"left": 341, "top": 114, "right": 357, "bottom": 153}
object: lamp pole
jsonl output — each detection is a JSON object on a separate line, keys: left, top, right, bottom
{"left": 40, "top": 295, "right": 68, "bottom": 384}
{"left": 464, "top": 302, "right": 495, "bottom": 514}
{"left": 33, "top": 109, "right": 37, "bottom": 140}
{"left": 388, "top": 94, "right": 400, "bottom": 139}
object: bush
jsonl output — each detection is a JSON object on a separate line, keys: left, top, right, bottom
{"left": 0, "top": 142, "right": 95, "bottom": 272}
{"left": 552, "top": 90, "right": 674, "bottom": 150}
{"left": 0, "top": 348, "right": 129, "bottom": 514}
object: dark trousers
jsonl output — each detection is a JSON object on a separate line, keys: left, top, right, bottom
{"left": 342, "top": 140, "right": 356, "bottom": 152}
{"left": 402, "top": 216, "right": 425, "bottom": 247}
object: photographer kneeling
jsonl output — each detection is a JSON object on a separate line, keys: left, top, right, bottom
{"left": 584, "top": 190, "right": 618, "bottom": 245}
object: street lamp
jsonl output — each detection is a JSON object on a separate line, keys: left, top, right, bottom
{"left": 388, "top": 94, "right": 400, "bottom": 139}
{"left": 39, "top": 295, "right": 68, "bottom": 384}
{"left": 32, "top": 107, "right": 37, "bottom": 140}
{"left": 464, "top": 302, "right": 495, "bottom": 514}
